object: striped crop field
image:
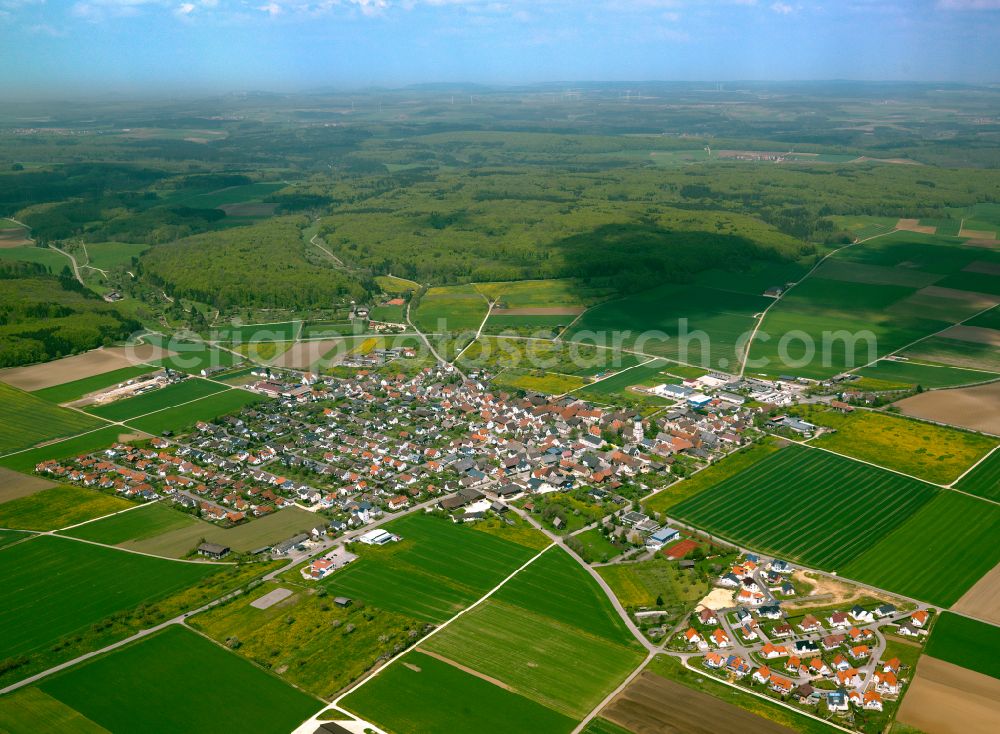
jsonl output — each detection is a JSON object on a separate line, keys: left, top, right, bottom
{"left": 670, "top": 444, "right": 938, "bottom": 570}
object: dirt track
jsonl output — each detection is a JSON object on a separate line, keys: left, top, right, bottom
{"left": 415, "top": 648, "right": 515, "bottom": 692}
{"left": 952, "top": 560, "right": 1000, "bottom": 625}
{"left": 0, "top": 344, "right": 172, "bottom": 391}
{"left": 601, "top": 672, "right": 798, "bottom": 734}
{"left": 894, "top": 381, "right": 1000, "bottom": 434}
{"left": 897, "top": 656, "right": 1000, "bottom": 734}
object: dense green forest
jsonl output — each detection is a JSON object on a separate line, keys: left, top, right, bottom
{"left": 0, "top": 263, "right": 141, "bottom": 367}
{"left": 139, "top": 218, "right": 370, "bottom": 310}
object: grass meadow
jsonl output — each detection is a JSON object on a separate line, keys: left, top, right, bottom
{"left": 341, "top": 650, "right": 576, "bottom": 734}
{"left": 795, "top": 405, "right": 997, "bottom": 484}
{"left": 493, "top": 370, "right": 589, "bottom": 395}
{"left": 598, "top": 558, "right": 711, "bottom": 609}
{"left": 0, "top": 486, "right": 133, "bottom": 531}
{"left": 0, "top": 383, "right": 104, "bottom": 455}
{"left": 670, "top": 445, "right": 937, "bottom": 570}
{"left": 322, "top": 514, "right": 538, "bottom": 623}
{"left": 189, "top": 581, "right": 424, "bottom": 698}
{"left": 0, "top": 536, "right": 219, "bottom": 659}
{"left": 37, "top": 625, "right": 317, "bottom": 734}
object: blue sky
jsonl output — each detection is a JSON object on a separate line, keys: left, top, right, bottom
{"left": 1, "top": 1, "right": 999, "bottom": 95}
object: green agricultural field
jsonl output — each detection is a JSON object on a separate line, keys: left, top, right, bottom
{"left": 794, "top": 405, "right": 997, "bottom": 484}
{"left": 31, "top": 365, "right": 157, "bottom": 403}
{"left": 745, "top": 232, "right": 1000, "bottom": 378}
{"left": 189, "top": 581, "right": 424, "bottom": 698}
{"left": 841, "top": 491, "right": 1000, "bottom": 606}
{"left": 149, "top": 339, "right": 243, "bottom": 375}
{"left": 644, "top": 440, "right": 781, "bottom": 514}
{"left": 0, "top": 529, "right": 31, "bottom": 549}
{"left": 423, "top": 598, "right": 644, "bottom": 718}
{"left": 236, "top": 340, "right": 291, "bottom": 362}
{"left": 670, "top": 445, "right": 938, "bottom": 570}
{"left": 457, "top": 336, "right": 642, "bottom": 377}
{"left": 568, "top": 283, "right": 769, "bottom": 372}
{"left": 492, "top": 547, "right": 639, "bottom": 645}
{"left": 598, "top": 558, "right": 711, "bottom": 609}
{"left": 0, "top": 535, "right": 220, "bottom": 659}
{"left": 967, "top": 305, "right": 1000, "bottom": 331}
{"left": 576, "top": 358, "right": 671, "bottom": 399}
{"left": 341, "top": 650, "right": 576, "bottom": 734}
{"left": 692, "top": 260, "right": 812, "bottom": 297}
{"left": 580, "top": 719, "right": 634, "bottom": 734}
{"left": 903, "top": 336, "right": 1000, "bottom": 373}
{"left": 0, "top": 383, "right": 104, "bottom": 455}
{"left": 0, "top": 426, "right": 128, "bottom": 474}
{"left": 0, "top": 688, "right": 110, "bottom": 734}
{"left": 37, "top": 625, "right": 317, "bottom": 734}
{"left": 125, "top": 387, "right": 264, "bottom": 435}
{"left": 493, "top": 369, "right": 589, "bottom": 395}
{"left": 854, "top": 359, "right": 998, "bottom": 389}
{"left": 955, "top": 449, "right": 1000, "bottom": 501}
{"left": 413, "top": 284, "right": 489, "bottom": 333}
{"left": 483, "top": 313, "right": 577, "bottom": 336}
{"left": 472, "top": 279, "right": 599, "bottom": 309}
{"left": 0, "top": 485, "right": 133, "bottom": 531}
{"left": 923, "top": 612, "right": 1000, "bottom": 680}
{"left": 828, "top": 216, "right": 899, "bottom": 239}
{"left": 60, "top": 502, "right": 201, "bottom": 547}
{"left": 85, "top": 378, "right": 227, "bottom": 421}
{"left": 323, "top": 514, "right": 537, "bottom": 623}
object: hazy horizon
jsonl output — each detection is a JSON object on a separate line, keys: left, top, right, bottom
{"left": 2, "top": 1, "right": 1000, "bottom": 96}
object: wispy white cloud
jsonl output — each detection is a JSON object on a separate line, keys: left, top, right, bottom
{"left": 770, "top": 1, "right": 794, "bottom": 14}
{"left": 937, "top": 0, "right": 1000, "bottom": 8}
